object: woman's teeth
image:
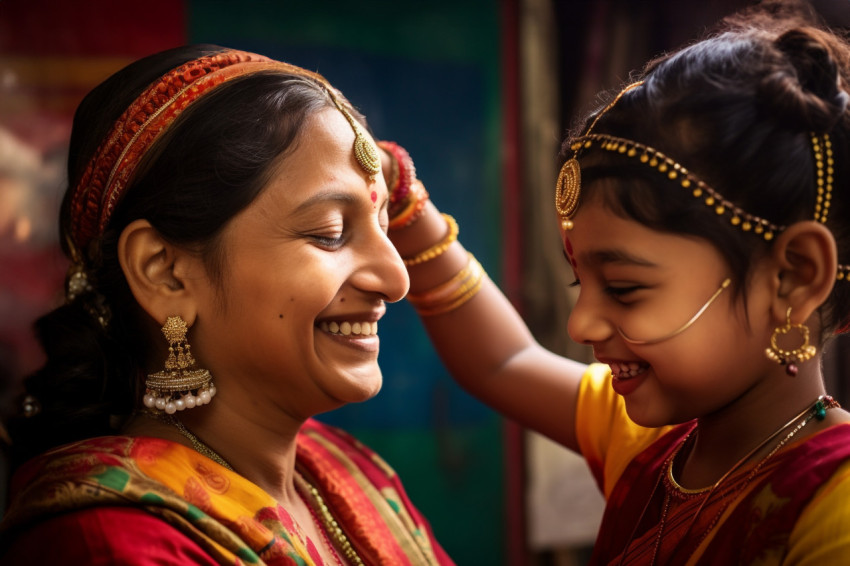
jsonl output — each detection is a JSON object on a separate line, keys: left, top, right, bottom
{"left": 609, "top": 362, "right": 648, "bottom": 379}
{"left": 319, "top": 321, "right": 378, "bottom": 336}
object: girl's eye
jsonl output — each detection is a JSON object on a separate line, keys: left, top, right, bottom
{"left": 605, "top": 285, "right": 644, "bottom": 299}
{"left": 568, "top": 279, "right": 581, "bottom": 288}
{"left": 311, "top": 234, "right": 344, "bottom": 249}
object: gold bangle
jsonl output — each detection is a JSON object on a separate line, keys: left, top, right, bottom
{"left": 402, "top": 213, "right": 458, "bottom": 266}
{"left": 415, "top": 272, "right": 484, "bottom": 316}
{"left": 407, "top": 253, "right": 485, "bottom": 316}
{"left": 407, "top": 252, "right": 477, "bottom": 304}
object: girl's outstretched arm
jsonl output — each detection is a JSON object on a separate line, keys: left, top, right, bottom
{"left": 390, "top": 198, "right": 587, "bottom": 452}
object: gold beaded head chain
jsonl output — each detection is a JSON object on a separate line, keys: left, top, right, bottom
{"left": 554, "top": 82, "right": 850, "bottom": 282}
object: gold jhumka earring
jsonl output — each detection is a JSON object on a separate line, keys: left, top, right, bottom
{"left": 144, "top": 316, "right": 215, "bottom": 413}
{"left": 765, "top": 307, "right": 817, "bottom": 376}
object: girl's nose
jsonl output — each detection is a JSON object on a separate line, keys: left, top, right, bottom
{"left": 567, "top": 290, "right": 614, "bottom": 345}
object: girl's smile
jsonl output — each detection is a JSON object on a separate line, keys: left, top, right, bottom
{"left": 605, "top": 360, "right": 649, "bottom": 379}
{"left": 600, "top": 358, "right": 651, "bottom": 396}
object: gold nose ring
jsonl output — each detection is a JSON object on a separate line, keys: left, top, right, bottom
{"left": 617, "top": 278, "right": 731, "bottom": 345}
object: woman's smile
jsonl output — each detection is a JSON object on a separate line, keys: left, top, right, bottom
{"left": 318, "top": 319, "right": 379, "bottom": 337}
{"left": 317, "top": 317, "right": 381, "bottom": 353}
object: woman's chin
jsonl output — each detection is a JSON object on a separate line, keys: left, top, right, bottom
{"left": 329, "top": 372, "right": 383, "bottom": 405}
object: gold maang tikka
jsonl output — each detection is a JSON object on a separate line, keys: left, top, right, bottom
{"left": 556, "top": 82, "right": 644, "bottom": 231}
{"left": 327, "top": 93, "right": 381, "bottom": 180}
{"left": 144, "top": 315, "right": 216, "bottom": 413}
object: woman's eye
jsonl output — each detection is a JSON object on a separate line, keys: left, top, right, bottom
{"left": 568, "top": 279, "right": 581, "bottom": 288}
{"left": 379, "top": 205, "right": 390, "bottom": 233}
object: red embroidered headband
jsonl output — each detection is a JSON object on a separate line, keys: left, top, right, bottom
{"left": 67, "top": 49, "right": 380, "bottom": 259}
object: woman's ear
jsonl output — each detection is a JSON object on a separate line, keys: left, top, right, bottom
{"left": 770, "top": 220, "right": 837, "bottom": 324}
{"left": 118, "top": 219, "right": 201, "bottom": 326}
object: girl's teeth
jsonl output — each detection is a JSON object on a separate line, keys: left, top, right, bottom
{"left": 319, "top": 321, "right": 378, "bottom": 336}
{"left": 609, "top": 362, "right": 647, "bottom": 378}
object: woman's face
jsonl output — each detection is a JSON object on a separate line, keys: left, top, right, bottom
{"left": 563, "top": 190, "right": 777, "bottom": 427}
{"left": 190, "top": 108, "right": 409, "bottom": 420}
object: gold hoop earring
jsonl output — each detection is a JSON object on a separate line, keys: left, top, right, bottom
{"left": 765, "top": 308, "right": 817, "bottom": 376}
{"left": 144, "top": 316, "right": 216, "bottom": 413}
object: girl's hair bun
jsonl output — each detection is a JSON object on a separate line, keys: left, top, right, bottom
{"left": 759, "top": 28, "right": 849, "bottom": 131}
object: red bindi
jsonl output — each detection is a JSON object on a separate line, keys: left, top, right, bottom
{"left": 371, "top": 190, "right": 377, "bottom": 204}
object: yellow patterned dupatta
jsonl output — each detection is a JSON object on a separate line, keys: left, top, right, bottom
{"left": 0, "top": 419, "right": 452, "bottom": 565}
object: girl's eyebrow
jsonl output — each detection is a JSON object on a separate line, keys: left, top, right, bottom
{"left": 581, "top": 248, "right": 658, "bottom": 267}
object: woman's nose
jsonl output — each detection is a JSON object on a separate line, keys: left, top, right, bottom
{"left": 357, "top": 228, "right": 410, "bottom": 303}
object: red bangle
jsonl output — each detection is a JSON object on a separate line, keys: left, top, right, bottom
{"left": 377, "top": 141, "right": 416, "bottom": 204}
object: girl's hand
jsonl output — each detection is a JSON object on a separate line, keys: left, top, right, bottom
{"left": 376, "top": 141, "right": 428, "bottom": 230}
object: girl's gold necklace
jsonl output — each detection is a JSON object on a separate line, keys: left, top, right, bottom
{"left": 620, "top": 395, "right": 839, "bottom": 566}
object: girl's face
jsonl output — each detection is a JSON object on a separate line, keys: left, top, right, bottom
{"left": 564, "top": 192, "right": 777, "bottom": 427}
{"left": 189, "top": 108, "right": 409, "bottom": 420}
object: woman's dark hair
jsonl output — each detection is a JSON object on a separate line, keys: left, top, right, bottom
{"left": 6, "top": 44, "right": 365, "bottom": 465}
{"left": 563, "top": 1, "right": 850, "bottom": 337}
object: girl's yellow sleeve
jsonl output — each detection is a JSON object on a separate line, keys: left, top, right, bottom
{"left": 574, "top": 363, "right": 673, "bottom": 498}
{"left": 785, "top": 453, "right": 850, "bottom": 563}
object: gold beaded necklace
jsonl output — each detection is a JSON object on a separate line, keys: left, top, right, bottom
{"left": 166, "top": 414, "right": 234, "bottom": 470}
{"left": 295, "top": 472, "right": 365, "bottom": 566}
{"left": 152, "top": 413, "right": 363, "bottom": 565}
